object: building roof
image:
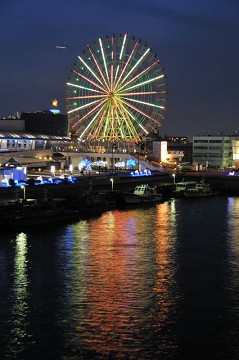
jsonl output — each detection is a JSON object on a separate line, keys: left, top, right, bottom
{"left": 1, "top": 157, "right": 23, "bottom": 168}
{"left": 0, "top": 131, "right": 71, "bottom": 141}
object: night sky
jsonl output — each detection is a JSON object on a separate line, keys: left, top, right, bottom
{"left": 0, "top": 0, "right": 238, "bottom": 140}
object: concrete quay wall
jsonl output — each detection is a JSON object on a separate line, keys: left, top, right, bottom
{"left": 0, "top": 173, "right": 173, "bottom": 203}
{"left": 1, "top": 172, "right": 239, "bottom": 204}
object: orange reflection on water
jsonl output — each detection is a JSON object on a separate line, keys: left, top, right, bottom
{"left": 227, "top": 197, "right": 239, "bottom": 286}
{"left": 71, "top": 209, "right": 154, "bottom": 356}
{"left": 80, "top": 210, "right": 143, "bottom": 356}
{"left": 68, "top": 205, "right": 179, "bottom": 357}
{"left": 153, "top": 201, "right": 178, "bottom": 328}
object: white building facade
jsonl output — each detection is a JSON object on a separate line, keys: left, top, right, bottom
{"left": 193, "top": 135, "right": 239, "bottom": 168}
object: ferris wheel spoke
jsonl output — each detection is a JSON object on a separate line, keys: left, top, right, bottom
{"left": 111, "top": 107, "right": 125, "bottom": 139}
{"left": 103, "top": 105, "right": 113, "bottom": 138}
{"left": 78, "top": 105, "right": 106, "bottom": 139}
{"left": 111, "top": 106, "right": 116, "bottom": 137}
{"left": 119, "top": 33, "right": 128, "bottom": 60}
{"left": 66, "top": 94, "right": 107, "bottom": 100}
{"left": 117, "top": 47, "right": 151, "bottom": 90}
{"left": 91, "top": 107, "right": 108, "bottom": 139}
{"left": 113, "top": 40, "right": 139, "bottom": 89}
{"left": 118, "top": 102, "right": 148, "bottom": 136}
{"left": 87, "top": 45, "right": 110, "bottom": 91}
{"left": 113, "top": 34, "right": 128, "bottom": 89}
{"left": 111, "top": 65, "right": 114, "bottom": 92}
{"left": 117, "top": 60, "right": 160, "bottom": 93}
{"left": 116, "top": 102, "right": 140, "bottom": 139}
{"left": 110, "top": 34, "right": 116, "bottom": 92}
{"left": 123, "top": 97, "right": 166, "bottom": 110}
{"left": 67, "top": 98, "right": 105, "bottom": 114}
{"left": 121, "top": 98, "right": 163, "bottom": 125}
{"left": 115, "top": 36, "right": 128, "bottom": 84}
{"left": 99, "top": 38, "right": 110, "bottom": 84}
{"left": 86, "top": 107, "right": 108, "bottom": 140}
{"left": 67, "top": 80, "right": 104, "bottom": 94}
{"left": 72, "top": 98, "right": 107, "bottom": 128}
{"left": 71, "top": 70, "right": 107, "bottom": 93}
{"left": 114, "top": 65, "right": 120, "bottom": 85}
{"left": 78, "top": 55, "right": 107, "bottom": 90}
{"left": 114, "top": 110, "right": 125, "bottom": 139}
{"left": 119, "top": 91, "right": 157, "bottom": 96}
{"left": 124, "top": 74, "right": 165, "bottom": 92}
{"left": 116, "top": 102, "right": 140, "bottom": 137}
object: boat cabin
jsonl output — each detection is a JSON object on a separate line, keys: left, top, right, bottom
{"left": 173, "top": 181, "right": 197, "bottom": 194}
{"left": 133, "top": 184, "right": 158, "bottom": 197}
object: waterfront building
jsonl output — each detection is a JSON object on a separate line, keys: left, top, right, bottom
{"left": 151, "top": 141, "right": 184, "bottom": 164}
{"left": 0, "top": 111, "right": 70, "bottom": 152}
{"left": 0, "top": 112, "right": 190, "bottom": 169}
{"left": 193, "top": 134, "right": 239, "bottom": 168}
{"left": 21, "top": 111, "right": 68, "bottom": 136}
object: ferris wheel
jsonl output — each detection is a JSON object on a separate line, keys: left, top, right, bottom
{"left": 66, "top": 33, "right": 167, "bottom": 142}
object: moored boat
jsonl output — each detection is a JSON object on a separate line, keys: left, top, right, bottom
{"left": 122, "top": 184, "right": 163, "bottom": 207}
{"left": 172, "top": 180, "right": 197, "bottom": 198}
{"left": 184, "top": 180, "right": 220, "bottom": 198}
{"left": 0, "top": 197, "right": 79, "bottom": 230}
{"left": 71, "top": 190, "right": 117, "bottom": 217}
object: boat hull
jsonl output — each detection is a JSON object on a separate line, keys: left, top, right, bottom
{"left": 121, "top": 183, "right": 163, "bottom": 208}
{"left": 122, "top": 194, "right": 163, "bottom": 208}
{"left": 0, "top": 198, "right": 80, "bottom": 231}
{"left": 184, "top": 190, "right": 219, "bottom": 198}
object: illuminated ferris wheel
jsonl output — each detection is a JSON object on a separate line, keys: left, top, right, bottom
{"left": 66, "top": 33, "right": 167, "bottom": 142}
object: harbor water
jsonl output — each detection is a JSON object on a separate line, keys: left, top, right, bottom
{"left": 1, "top": 195, "right": 239, "bottom": 359}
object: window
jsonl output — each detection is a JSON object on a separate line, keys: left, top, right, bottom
{"left": 209, "top": 140, "right": 222, "bottom": 143}
{"left": 194, "top": 140, "right": 208, "bottom": 143}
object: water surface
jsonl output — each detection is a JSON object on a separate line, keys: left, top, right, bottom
{"left": 1, "top": 196, "right": 239, "bottom": 359}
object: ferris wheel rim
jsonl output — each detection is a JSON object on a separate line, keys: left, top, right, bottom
{"left": 66, "top": 33, "right": 167, "bottom": 142}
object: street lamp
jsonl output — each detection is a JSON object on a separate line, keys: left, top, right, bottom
{"left": 172, "top": 173, "right": 175, "bottom": 184}
{"left": 110, "top": 178, "right": 114, "bottom": 192}
{"left": 21, "top": 185, "right": 26, "bottom": 200}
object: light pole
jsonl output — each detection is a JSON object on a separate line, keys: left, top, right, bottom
{"left": 21, "top": 185, "right": 26, "bottom": 200}
{"left": 135, "top": 142, "right": 141, "bottom": 171}
{"left": 110, "top": 178, "right": 114, "bottom": 192}
{"left": 112, "top": 143, "right": 116, "bottom": 172}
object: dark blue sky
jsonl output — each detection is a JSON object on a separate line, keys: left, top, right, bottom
{"left": 0, "top": 0, "right": 238, "bottom": 140}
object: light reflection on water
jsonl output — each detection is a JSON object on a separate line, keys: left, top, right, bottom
{"left": 61, "top": 205, "right": 179, "bottom": 358}
{"left": 7, "top": 232, "right": 32, "bottom": 357}
{"left": 226, "top": 197, "right": 239, "bottom": 337}
{"left": 154, "top": 202, "right": 178, "bottom": 331}
{"left": 1, "top": 197, "right": 239, "bottom": 359}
